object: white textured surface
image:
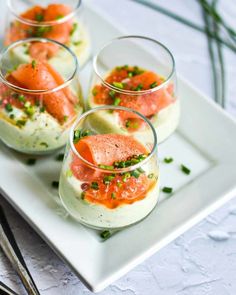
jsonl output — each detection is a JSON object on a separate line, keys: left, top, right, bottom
{"left": 0, "top": 0, "right": 236, "bottom": 294}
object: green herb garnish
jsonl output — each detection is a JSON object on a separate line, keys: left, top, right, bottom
{"left": 70, "top": 23, "right": 78, "bottom": 35}
{"left": 111, "top": 192, "right": 116, "bottom": 199}
{"left": 91, "top": 182, "right": 99, "bottom": 190}
{"left": 92, "top": 88, "right": 98, "bottom": 96}
{"left": 109, "top": 90, "right": 116, "bottom": 98}
{"left": 56, "top": 153, "right": 64, "bottom": 161}
{"left": 16, "top": 119, "right": 26, "bottom": 127}
{"left": 150, "top": 81, "right": 158, "bottom": 88}
{"left": 73, "top": 41, "right": 82, "bottom": 46}
{"left": 63, "top": 115, "right": 68, "bottom": 122}
{"left": 51, "top": 181, "right": 59, "bottom": 188}
{"left": 40, "top": 142, "right": 48, "bottom": 148}
{"left": 40, "top": 106, "right": 45, "bottom": 113}
{"left": 56, "top": 15, "right": 64, "bottom": 20}
{"left": 9, "top": 114, "right": 15, "bottom": 120}
{"left": 113, "top": 82, "right": 124, "bottom": 89}
{"left": 103, "top": 175, "right": 115, "bottom": 185}
{"left": 35, "top": 13, "right": 44, "bottom": 22}
{"left": 148, "top": 173, "right": 154, "bottom": 179}
{"left": 26, "top": 158, "right": 36, "bottom": 165}
{"left": 162, "top": 187, "right": 173, "bottom": 193}
{"left": 18, "top": 95, "right": 26, "bottom": 102}
{"left": 31, "top": 60, "right": 36, "bottom": 69}
{"left": 181, "top": 164, "right": 191, "bottom": 175}
{"left": 99, "top": 165, "right": 114, "bottom": 170}
{"left": 5, "top": 103, "right": 13, "bottom": 112}
{"left": 134, "top": 84, "right": 143, "bottom": 91}
{"left": 113, "top": 97, "right": 121, "bottom": 106}
{"left": 73, "top": 129, "right": 93, "bottom": 143}
{"left": 164, "top": 157, "right": 173, "bottom": 163}
{"left": 100, "top": 230, "right": 111, "bottom": 239}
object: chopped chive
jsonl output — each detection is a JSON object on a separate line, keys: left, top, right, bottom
{"left": 113, "top": 82, "right": 124, "bottom": 89}
{"left": 55, "top": 15, "right": 64, "bottom": 20}
{"left": 35, "top": 13, "right": 44, "bottom": 22}
{"left": 109, "top": 90, "right": 116, "bottom": 98}
{"left": 26, "top": 158, "right": 36, "bottom": 165}
{"left": 73, "top": 41, "right": 82, "bottom": 46}
{"left": 111, "top": 192, "right": 116, "bottom": 199}
{"left": 5, "top": 103, "right": 13, "bottom": 112}
{"left": 99, "top": 165, "right": 114, "bottom": 170}
{"left": 40, "top": 106, "right": 45, "bottom": 113}
{"left": 91, "top": 182, "right": 99, "bottom": 190}
{"left": 181, "top": 164, "right": 191, "bottom": 175}
{"left": 92, "top": 88, "right": 98, "bottom": 96}
{"left": 131, "top": 169, "right": 140, "bottom": 178}
{"left": 162, "top": 187, "right": 173, "bottom": 193}
{"left": 63, "top": 115, "right": 68, "bottom": 122}
{"left": 9, "top": 114, "right": 15, "bottom": 120}
{"left": 51, "top": 181, "right": 59, "bottom": 188}
{"left": 103, "top": 175, "right": 115, "bottom": 185}
{"left": 137, "top": 167, "right": 145, "bottom": 173}
{"left": 150, "top": 81, "right": 158, "bottom": 88}
{"left": 125, "top": 120, "right": 130, "bottom": 128}
{"left": 73, "top": 129, "right": 81, "bottom": 143}
{"left": 122, "top": 172, "right": 131, "bottom": 182}
{"left": 117, "top": 182, "right": 122, "bottom": 188}
{"left": 164, "top": 157, "right": 173, "bottom": 164}
{"left": 134, "top": 84, "right": 143, "bottom": 91}
{"left": 56, "top": 153, "right": 64, "bottom": 161}
{"left": 66, "top": 170, "right": 73, "bottom": 177}
{"left": 128, "top": 72, "right": 133, "bottom": 77}
{"left": 70, "top": 23, "right": 78, "bottom": 35}
{"left": 148, "top": 173, "right": 154, "bottom": 179}
{"left": 113, "top": 97, "right": 121, "bottom": 106}
{"left": 31, "top": 60, "right": 36, "bottom": 69}
{"left": 16, "top": 119, "right": 26, "bottom": 127}
{"left": 40, "top": 142, "right": 48, "bottom": 148}
{"left": 18, "top": 94, "right": 25, "bottom": 102}
{"left": 100, "top": 230, "right": 111, "bottom": 239}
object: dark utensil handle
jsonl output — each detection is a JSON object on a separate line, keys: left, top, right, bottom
{"left": 0, "top": 205, "right": 40, "bottom": 295}
{"left": 0, "top": 281, "right": 19, "bottom": 295}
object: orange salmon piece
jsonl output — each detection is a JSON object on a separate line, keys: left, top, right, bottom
{"left": 21, "top": 5, "right": 45, "bottom": 21}
{"left": 74, "top": 134, "right": 147, "bottom": 166}
{"left": 11, "top": 62, "right": 75, "bottom": 122}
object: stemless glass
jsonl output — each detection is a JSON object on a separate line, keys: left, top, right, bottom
{"left": 0, "top": 38, "right": 83, "bottom": 154}
{"left": 4, "top": 0, "right": 91, "bottom": 67}
{"left": 59, "top": 106, "right": 159, "bottom": 230}
{"left": 88, "top": 35, "right": 179, "bottom": 143}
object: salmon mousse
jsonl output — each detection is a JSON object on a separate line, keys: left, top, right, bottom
{"left": 0, "top": 60, "right": 83, "bottom": 153}
{"left": 59, "top": 132, "right": 159, "bottom": 229}
{"left": 88, "top": 65, "right": 180, "bottom": 143}
{"left": 5, "top": 4, "right": 90, "bottom": 67}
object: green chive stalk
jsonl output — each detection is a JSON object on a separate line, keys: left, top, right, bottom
{"left": 131, "top": 0, "right": 236, "bottom": 53}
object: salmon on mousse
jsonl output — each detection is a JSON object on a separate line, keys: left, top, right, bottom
{"left": 5, "top": 3, "right": 90, "bottom": 68}
{"left": 0, "top": 59, "right": 83, "bottom": 153}
{"left": 59, "top": 129, "right": 159, "bottom": 229}
{"left": 88, "top": 65, "right": 180, "bottom": 143}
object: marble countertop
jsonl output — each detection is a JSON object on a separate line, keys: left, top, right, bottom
{"left": 0, "top": 0, "right": 236, "bottom": 294}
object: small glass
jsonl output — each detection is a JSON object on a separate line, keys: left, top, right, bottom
{"left": 0, "top": 38, "right": 83, "bottom": 154}
{"left": 88, "top": 35, "right": 180, "bottom": 143}
{"left": 59, "top": 106, "right": 159, "bottom": 230}
{"left": 4, "top": 0, "right": 91, "bottom": 67}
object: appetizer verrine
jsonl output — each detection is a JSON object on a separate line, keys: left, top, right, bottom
{"left": 0, "top": 39, "right": 83, "bottom": 154}
{"left": 59, "top": 107, "right": 159, "bottom": 229}
{"left": 4, "top": 0, "right": 90, "bottom": 67}
{"left": 88, "top": 36, "right": 180, "bottom": 143}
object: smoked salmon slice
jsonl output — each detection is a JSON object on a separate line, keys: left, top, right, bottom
{"left": 92, "top": 66, "right": 175, "bottom": 125}
{"left": 10, "top": 61, "right": 75, "bottom": 122}
{"left": 71, "top": 133, "right": 154, "bottom": 209}
{"left": 74, "top": 134, "right": 147, "bottom": 165}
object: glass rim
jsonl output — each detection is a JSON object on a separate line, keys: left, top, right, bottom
{"left": 7, "top": 0, "right": 82, "bottom": 27}
{"left": 0, "top": 37, "right": 78, "bottom": 94}
{"left": 69, "top": 105, "right": 158, "bottom": 173}
{"left": 93, "top": 35, "right": 176, "bottom": 96}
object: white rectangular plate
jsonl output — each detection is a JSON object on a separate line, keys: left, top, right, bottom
{"left": 1, "top": 3, "right": 236, "bottom": 293}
